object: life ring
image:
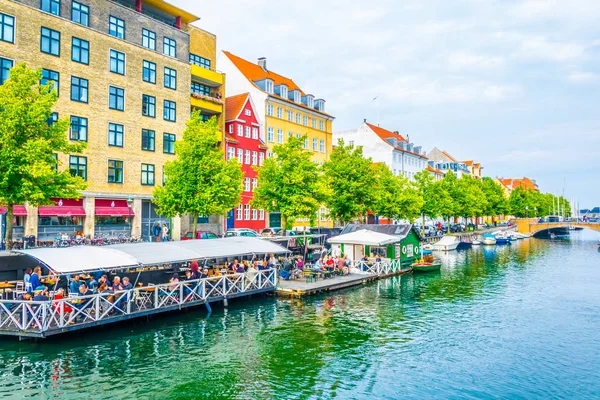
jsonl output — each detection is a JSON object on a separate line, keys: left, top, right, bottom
{"left": 402, "top": 246, "right": 406, "bottom": 254}
{"left": 414, "top": 247, "right": 419, "bottom": 255}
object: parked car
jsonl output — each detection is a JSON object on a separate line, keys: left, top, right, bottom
{"left": 181, "top": 230, "right": 219, "bottom": 240}
{"left": 225, "top": 229, "right": 260, "bottom": 237}
{"left": 275, "top": 230, "right": 298, "bottom": 236}
{"left": 422, "top": 225, "right": 435, "bottom": 236}
{"left": 260, "top": 228, "right": 281, "bottom": 237}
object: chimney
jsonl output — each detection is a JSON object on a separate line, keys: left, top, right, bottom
{"left": 257, "top": 57, "right": 267, "bottom": 71}
{"left": 393, "top": 130, "right": 399, "bottom": 135}
{"left": 364, "top": 118, "right": 367, "bottom": 123}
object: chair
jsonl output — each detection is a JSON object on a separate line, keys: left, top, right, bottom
{"left": 14, "top": 282, "right": 27, "bottom": 298}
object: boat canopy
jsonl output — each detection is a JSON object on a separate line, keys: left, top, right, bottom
{"left": 327, "top": 229, "right": 401, "bottom": 246}
{"left": 13, "top": 237, "right": 290, "bottom": 275}
{"left": 482, "top": 233, "right": 495, "bottom": 238}
{"left": 434, "top": 236, "right": 460, "bottom": 246}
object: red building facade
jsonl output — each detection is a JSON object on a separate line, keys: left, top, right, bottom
{"left": 225, "top": 93, "right": 267, "bottom": 231}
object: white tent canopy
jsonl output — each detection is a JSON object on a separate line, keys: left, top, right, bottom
{"left": 14, "top": 237, "right": 290, "bottom": 274}
{"left": 327, "top": 229, "right": 401, "bottom": 246}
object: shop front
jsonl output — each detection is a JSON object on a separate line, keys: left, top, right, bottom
{"left": 0, "top": 206, "right": 27, "bottom": 246}
{"left": 37, "top": 199, "right": 85, "bottom": 242}
{"left": 94, "top": 199, "right": 134, "bottom": 237}
{"left": 141, "top": 200, "right": 170, "bottom": 242}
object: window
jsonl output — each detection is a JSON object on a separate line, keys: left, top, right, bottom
{"left": 47, "top": 112, "right": 58, "bottom": 126}
{"left": 237, "top": 204, "right": 242, "bottom": 221}
{"left": 109, "top": 16, "right": 125, "bottom": 39}
{"left": 244, "top": 150, "right": 250, "bottom": 165}
{"left": 244, "top": 178, "right": 251, "bottom": 192}
{"left": 312, "top": 118, "right": 317, "bottom": 129}
{"left": 41, "top": 0, "right": 60, "bottom": 16}
{"left": 252, "top": 178, "right": 257, "bottom": 191}
{"left": 164, "top": 67, "right": 177, "bottom": 90}
{"left": 280, "top": 86, "right": 288, "bottom": 99}
{"left": 0, "top": 13, "right": 15, "bottom": 44}
{"left": 252, "top": 128, "right": 258, "bottom": 140}
{"left": 141, "top": 129, "right": 155, "bottom": 151}
{"left": 237, "top": 148, "right": 243, "bottom": 163}
{"left": 109, "top": 86, "right": 124, "bottom": 110}
{"left": 109, "top": 50, "right": 125, "bottom": 75}
{"left": 71, "top": 1, "right": 89, "bottom": 26}
{"left": 267, "top": 152, "right": 273, "bottom": 158}
{"left": 296, "top": 133, "right": 301, "bottom": 139}
{"left": 277, "top": 129, "right": 283, "bottom": 144}
{"left": 245, "top": 109, "right": 251, "bottom": 116}
{"left": 252, "top": 151, "right": 257, "bottom": 165}
{"left": 70, "top": 76, "right": 88, "bottom": 103}
{"left": 267, "top": 127, "right": 274, "bottom": 142}
{"left": 189, "top": 53, "right": 211, "bottom": 69}
{"left": 320, "top": 139, "right": 325, "bottom": 153}
{"left": 191, "top": 82, "right": 210, "bottom": 95}
{"left": 237, "top": 125, "right": 243, "bottom": 137}
{"left": 312, "top": 138, "right": 318, "bottom": 151}
{"left": 70, "top": 116, "right": 87, "bottom": 141}
{"left": 41, "top": 27, "right": 60, "bottom": 56}
{"left": 108, "top": 123, "right": 124, "bottom": 147}
{"left": 259, "top": 152, "right": 264, "bottom": 166}
{"left": 142, "top": 29, "right": 155, "bottom": 50}
{"left": 303, "top": 116, "right": 308, "bottom": 126}
{"left": 296, "top": 113, "right": 301, "bottom": 124}
{"left": 304, "top": 137, "right": 309, "bottom": 149}
{"left": 252, "top": 209, "right": 258, "bottom": 220}
{"left": 163, "top": 37, "right": 176, "bottom": 57}
{"left": 71, "top": 38, "right": 89, "bottom": 64}
{"left": 69, "top": 156, "right": 87, "bottom": 180}
{"left": 163, "top": 133, "right": 175, "bottom": 154}
{"left": 288, "top": 131, "right": 293, "bottom": 138}
{"left": 259, "top": 209, "right": 265, "bottom": 220}
{"left": 267, "top": 104, "right": 274, "bottom": 116}
{"left": 41, "top": 69, "right": 59, "bottom": 96}
{"left": 228, "top": 125, "right": 233, "bottom": 134}
{"left": 320, "top": 120, "right": 325, "bottom": 130}
{"left": 244, "top": 204, "right": 250, "bottom": 220}
{"left": 287, "top": 111, "right": 293, "bottom": 122}
{"left": 142, "top": 95, "right": 155, "bottom": 117}
{"left": 265, "top": 80, "right": 273, "bottom": 93}
{"left": 107, "top": 160, "right": 123, "bottom": 183}
{"left": 163, "top": 100, "right": 176, "bottom": 122}
{"left": 142, "top": 60, "right": 156, "bottom": 84}
{"left": 0, "top": 58, "right": 13, "bottom": 85}
{"left": 293, "top": 91, "right": 301, "bottom": 103}
{"left": 141, "top": 164, "right": 155, "bottom": 185}
{"left": 227, "top": 146, "right": 235, "bottom": 160}
{"left": 244, "top": 126, "right": 250, "bottom": 138}
{"left": 277, "top": 107, "right": 283, "bottom": 119}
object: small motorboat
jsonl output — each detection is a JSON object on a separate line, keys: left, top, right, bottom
{"left": 411, "top": 262, "right": 442, "bottom": 273}
{"left": 432, "top": 235, "right": 460, "bottom": 251}
{"left": 482, "top": 234, "right": 497, "bottom": 245}
{"left": 421, "top": 243, "right": 433, "bottom": 254}
{"left": 472, "top": 240, "right": 481, "bottom": 245}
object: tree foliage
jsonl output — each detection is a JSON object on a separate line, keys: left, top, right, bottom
{"left": 509, "top": 187, "right": 570, "bottom": 218}
{"left": 414, "top": 169, "right": 445, "bottom": 224}
{"left": 322, "top": 139, "right": 375, "bottom": 224}
{"left": 455, "top": 175, "right": 487, "bottom": 220}
{"left": 0, "top": 63, "right": 87, "bottom": 248}
{"left": 252, "top": 135, "right": 327, "bottom": 230}
{"left": 481, "top": 177, "right": 509, "bottom": 218}
{"left": 153, "top": 113, "right": 243, "bottom": 234}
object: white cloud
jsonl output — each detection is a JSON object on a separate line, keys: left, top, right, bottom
{"left": 567, "top": 72, "right": 600, "bottom": 83}
{"left": 519, "top": 37, "right": 586, "bottom": 62}
{"left": 447, "top": 52, "right": 505, "bottom": 70}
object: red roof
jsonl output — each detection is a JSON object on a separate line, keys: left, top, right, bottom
{"left": 427, "top": 165, "right": 444, "bottom": 174}
{"left": 365, "top": 123, "right": 427, "bottom": 158}
{"left": 225, "top": 93, "right": 249, "bottom": 122}
{"left": 442, "top": 151, "right": 457, "bottom": 162}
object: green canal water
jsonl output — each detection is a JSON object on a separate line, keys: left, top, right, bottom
{"left": 0, "top": 232, "right": 599, "bottom": 399}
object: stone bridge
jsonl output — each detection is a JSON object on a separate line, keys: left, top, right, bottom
{"left": 514, "top": 219, "right": 600, "bottom": 235}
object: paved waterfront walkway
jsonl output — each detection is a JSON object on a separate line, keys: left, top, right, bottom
{"left": 277, "top": 273, "right": 377, "bottom": 297}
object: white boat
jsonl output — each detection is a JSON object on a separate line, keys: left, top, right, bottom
{"left": 432, "top": 235, "right": 460, "bottom": 251}
{"left": 472, "top": 240, "right": 481, "bottom": 245}
{"left": 482, "top": 234, "right": 497, "bottom": 245}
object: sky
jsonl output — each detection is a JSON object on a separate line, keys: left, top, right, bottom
{"left": 174, "top": 0, "right": 600, "bottom": 208}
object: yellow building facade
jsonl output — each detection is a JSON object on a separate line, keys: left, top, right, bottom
{"left": 0, "top": 0, "right": 223, "bottom": 242}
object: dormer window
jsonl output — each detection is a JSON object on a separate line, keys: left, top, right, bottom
{"left": 245, "top": 109, "right": 251, "bottom": 116}
{"left": 290, "top": 90, "right": 301, "bottom": 103}
{"left": 280, "top": 85, "right": 288, "bottom": 99}
{"left": 315, "top": 99, "right": 325, "bottom": 112}
{"left": 303, "top": 94, "right": 314, "bottom": 108}
{"left": 265, "top": 79, "right": 274, "bottom": 94}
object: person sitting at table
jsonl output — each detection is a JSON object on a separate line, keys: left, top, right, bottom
{"left": 228, "top": 259, "right": 240, "bottom": 273}
{"left": 23, "top": 268, "right": 33, "bottom": 293}
{"left": 235, "top": 262, "right": 245, "bottom": 274}
{"left": 112, "top": 276, "right": 123, "bottom": 292}
{"left": 121, "top": 277, "right": 133, "bottom": 291}
{"left": 314, "top": 258, "right": 323, "bottom": 270}
{"left": 375, "top": 254, "right": 382, "bottom": 263}
{"left": 325, "top": 256, "right": 335, "bottom": 271}
{"left": 168, "top": 273, "right": 179, "bottom": 292}
{"left": 69, "top": 275, "right": 81, "bottom": 295}
{"left": 190, "top": 260, "right": 200, "bottom": 279}
{"left": 88, "top": 276, "right": 99, "bottom": 293}
{"left": 52, "top": 288, "right": 72, "bottom": 314}
{"left": 337, "top": 256, "right": 347, "bottom": 276}
{"left": 33, "top": 287, "right": 49, "bottom": 302}
{"left": 296, "top": 257, "right": 304, "bottom": 270}
{"left": 98, "top": 275, "right": 110, "bottom": 290}
{"left": 77, "top": 283, "right": 92, "bottom": 297}
{"left": 184, "top": 270, "right": 194, "bottom": 281}
{"left": 200, "top": 268, "right": 209, "bottom": 279}
{"left": 29, "top": 267, "right": 42, "bottom": 294}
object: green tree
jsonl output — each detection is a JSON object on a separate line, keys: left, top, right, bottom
{"left": 322, "top": 139, "right": 375, "bottom": 224}
{"left": 455, "top": 175, "right": 487, "bottom": 226}
{"left": 153, "top": 113, "right": 243, "bottom": 235}
{"left": 440, "top": 171, "right": 459, "bottom": 223}
{"left": 508, "top": 186, "right": 531, "bottom": 217}
{"left": 252, "top": 135, "right": 326, "bottom": 231}
{"left": 372, "top": 163, "right": 423, "bottom": 223}
{"left": 0, "top": 63, "right": 86, "bottom": 249}
{"left": 481, "top": 177, "right": 508, "bottom": 220}
{"left": 414, "top": 169, "right": 444, "bottom": 226}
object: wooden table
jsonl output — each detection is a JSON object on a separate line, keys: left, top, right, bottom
{"left": 0, "top": 283, "right": 15, "bottom": 299}
{"left": 138, "top": 287, "right": 156, "bottom": 292}
{"left": 41, "top": 279, "right": 57, "bottom": 286}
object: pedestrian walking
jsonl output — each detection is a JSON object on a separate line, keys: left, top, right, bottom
{"left": 162, "top": 224, "right": 169, "bottom": 242}
{"left": 153, "top": 223, "right": 162, "bottom": 243}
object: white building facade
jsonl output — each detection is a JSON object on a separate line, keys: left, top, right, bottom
{"left": 334, "top": 121, "right": 428, "bottom": 180}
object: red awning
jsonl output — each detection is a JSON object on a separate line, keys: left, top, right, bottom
{"left": 94, "top": 199, "right": 134, "bottom": 217}
{"left": 38, "top": 206, "right": 86, "bottom": 217}
{"left": 0, "top": 206, "right": 28, "bottom": 216}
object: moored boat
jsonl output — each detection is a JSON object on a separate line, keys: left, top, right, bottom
{"left": 411, "top": 262, "right": 442, "bottom": 273}
{"left": 472, "top": 240, "right": 481, "bottom": 245}
{"left": 421, "top": 243, "right": 433, "bottom": 254}
{"left": 482, "top": 234, "right": 496, "bottom": 245}
{"left": 432, "top": 235, "right": 460, "bottom": 251}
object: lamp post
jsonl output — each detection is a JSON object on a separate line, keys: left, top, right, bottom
{"left": 126, "top": 196, "right": 133, "bottom": 236}
{"left": 526, "top": 206, "right": 529, "bottom": 219}
{"left": 534, "top": 207, "right": 537, "bottom": 218}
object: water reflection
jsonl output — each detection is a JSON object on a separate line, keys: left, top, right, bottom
{"left": 0, "top": 234, "right": 599, "bottom": 399}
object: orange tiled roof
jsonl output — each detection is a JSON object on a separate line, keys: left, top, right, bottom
{"left": 225, "top": 93, "right": 249, "bottom": 122}
{"left": 224, "top": 133, "right": 238, "bottom": 143}
{"left": 427, "top": 165, "right": 444, "bottom": 174}
{"left": 366, "top": 122, "right": 407, "bottom": 143}
{"left": 442, "top": 151, "right": 457, "bottom": 162}
{"left": 462, "top": 160, "right": 473, "bottom": 166}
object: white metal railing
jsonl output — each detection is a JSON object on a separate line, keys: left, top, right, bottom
{"left": 0, "top": 269, "right": 277, "bottom": 336}
{"left": 352, "top": 261, "right": 404, "bottom": 275}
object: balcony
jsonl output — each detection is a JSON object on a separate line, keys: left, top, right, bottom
{"left": 111, "top": 0, "right": 199, "bottom": 30}
{"left": 191, "top": 93, "right": 223, "bottom": 114}
{"left": 191, "top": 64, "right": 224, "bottom": 87}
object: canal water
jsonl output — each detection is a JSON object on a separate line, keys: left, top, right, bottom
{"left": 0, "top": 232, "right": 599, "bottom": 399}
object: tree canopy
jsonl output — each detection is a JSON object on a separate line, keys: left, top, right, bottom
{"left": 322, "top": 139, "right": 375, "bottom": 224}
{"left": 252, "top": 135, "right": 327, "bottom": 230}
{"left": 371, "top": 163, "right": 422, "bottom": 223}
{"left": 481, "top": 177, "right": 508, "bottom": 219}
{"left": 153, "top": 113, "right": 243, "bottom": 234}
{"left": 0, "top": 63, "right": 87, "bottom": 248}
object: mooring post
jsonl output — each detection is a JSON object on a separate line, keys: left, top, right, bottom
{"left": 223, "top": 296, "right": 228, "bottom": 307}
